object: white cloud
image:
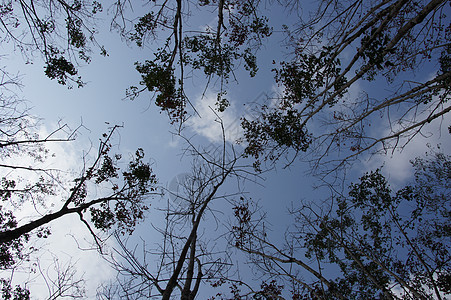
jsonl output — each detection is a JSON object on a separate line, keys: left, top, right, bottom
{"left": 9, "top": 215, "right": 115, "bottom": 299}
{"left": 363, "top": 103, "right": 451, "bottom": 187}
{"left": 187, "top": 91, "right": 244, "bottom": 143}
{"left": 0, "top": 122, "right": 117, "bottom": 299}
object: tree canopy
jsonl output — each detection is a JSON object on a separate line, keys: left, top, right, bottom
{"left": 0, "top": 0, "right": 108, "bottom": 86}
{"left": 0, "top": 0, "right": 449, "bottom": 298}
{"left": 111, "top": 0, "right": 450, "bottom": 177}
{"left": 240, "top": 0, "right": 450, "bottom": 175}
{"left": 113, "top": 0, "right": 272, "bottom": 122}
{"left": 0, "top": 90, "right": 158, "bottom": 297}
{"left": 232, "top": 151, "right": 450, "bottom": 299}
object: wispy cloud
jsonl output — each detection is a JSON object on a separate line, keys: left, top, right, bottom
{"left": 364, "top": 102, "right": 451, "bottom": 187}
{"left": 0, "top": 122, "right": 116, "bottom": 298}
{"left": 187, "top": 91, "right": 244, "bottom": 143}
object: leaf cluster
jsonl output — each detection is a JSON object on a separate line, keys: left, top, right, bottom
{"left": 301, "top": 154, "right": 450, "bottom": 298}
{"left": 0, "top": 0, "right": 106, "bottom": 87}
{"left": 120, "top": 0, "right": 272, "bottom": 122}
{"left": 240, "top": 0, "right": 451, "bottom": 174}
{"left": 0, "top": 278, "right": 30, "bottom": 300}
{"left": 241, "top": 108, "right": 311, "bottom": 171}
{"left": 82, "top": 146, "right": 157, "bottom": 235}
{"left": 231, "top": 152, "right": 450, "bottom": 299}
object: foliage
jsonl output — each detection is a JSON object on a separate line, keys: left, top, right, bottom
{"left": 116, "top": 0, "right": 271, "bottom": 122}
{"left": 0, "top": 208, "right": 29, "bottom": 270}
{"left": 0, "top": 78, "right": 52, "bottom": 269}
{"left": 233, "top": 152, "right": 450, "bottom": 299}
{"left": 240, "top": 0, "right": 450, "bottom": 175}
{"left": 0, "top": 88, "right": 158, "bottom": 297}
{"left": 0, "top": 279, "right": 30, "bottom": 300}
{"left": 97, "top": 127, "right": 261, "bottom": 300}
{"left": 1, "top": 0, "right": 450, "bottom": 298}
{"left": 0, "top": 122, "right": 158, "bottom": 242}
{"left": 0, "top": 0, "right": 106, "bottom": 86}
{"left": 89, "top": 147, "right": 156, "bottom": 235}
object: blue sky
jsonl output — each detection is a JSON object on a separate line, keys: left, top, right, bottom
{"left": 1, "top": 0, "right": 450, "bottom": 298}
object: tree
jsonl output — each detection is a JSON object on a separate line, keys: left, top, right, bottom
{"left": 3, "top": 0, "right": 448, "bottom": 166}
{"left": 109, "top": 0, "right": 449, "bottom": 177}
{"left": 2, "top": 0, "right": 449, "bottom": 298}
{"left": 0, "top": 0, "right": 106, "bottom": 86}
{"left": 232, "top": 151, "right": 450, "bottom": 299}
{"left": 97, "top": 121, "right": 262, "bottom": 299}
{"left": 240, "top": 0, "right": 450, "bottom": 176}
{"left": 0, "top": 123, "right": 157, "bottom": 244}
{"left": 0, "top": 88, "right": 158, "bottom": 296}
{"left": 113, "top": 0, "right": 272, "bottom": 123}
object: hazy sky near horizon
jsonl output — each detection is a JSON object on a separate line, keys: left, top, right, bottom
{"left": 1, "top": 1, "right": 450, "bottom": 298}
